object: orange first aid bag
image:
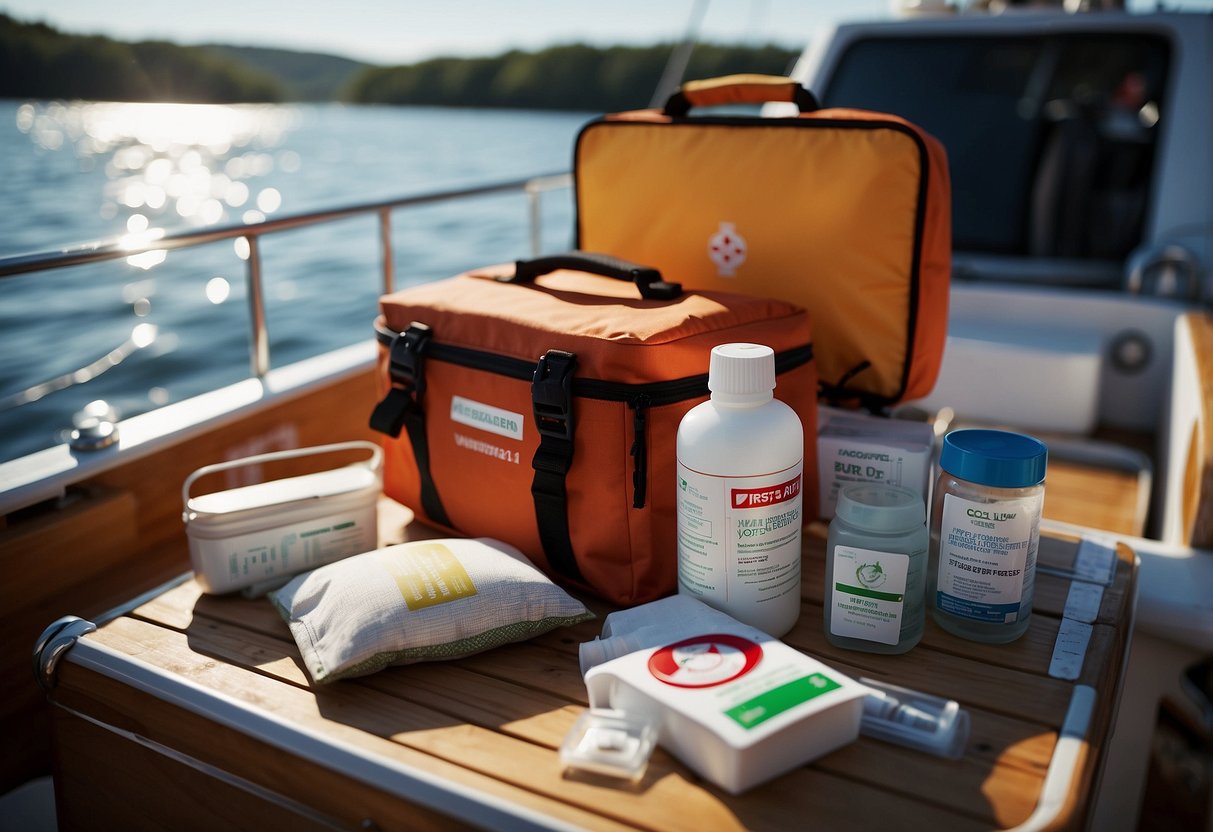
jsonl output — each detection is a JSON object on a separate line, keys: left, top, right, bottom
{"left": 575, "top": 75, "right": 951, "bottom": 409}
{"left": 370, "top": 252, "right": 817, "bottom": 605}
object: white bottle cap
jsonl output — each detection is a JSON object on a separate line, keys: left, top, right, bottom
{"left": 709, "top": 343, "right": 776, "bottom": 403}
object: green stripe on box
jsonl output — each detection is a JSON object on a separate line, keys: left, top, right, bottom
{"left": 835, "top": 582, "right": 903, "bottom": 603}
{"left": 724, "top": 673, "right": 842, "bottom": 730}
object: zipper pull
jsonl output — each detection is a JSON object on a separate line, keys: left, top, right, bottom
{"left": 629, "top": 395, "right": 650, "bottom": 509}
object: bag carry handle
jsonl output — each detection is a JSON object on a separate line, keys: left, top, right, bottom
{"left": 503, "top": 251, "right": 682, "bottom": 300}
{"left": 663, "top": 74, "right": 820, "bottom": 117}
{"left": 182, "top": 441, "right": 382, "bottom": 519}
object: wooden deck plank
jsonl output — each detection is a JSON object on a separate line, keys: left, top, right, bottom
{"left": 73, "top": 617, "right": 998, "bottom": 831}
{"left": 151, "top": 528, "right": 1129, "bottom": 694}
{"left": 52, "top": 520, "right": 1135, "bottom": 831}
{"left": 76, "top": 620, "right": 676, "bottom": 831}
{"left": 1179, "top": 312, "right": 1213, "bottom": 547}
{"left": 131, "top": 544, "right": 1086, "bottom": 727}
{"left": 131, "top": 585, "right": 602, "bottom": 706}
{"left": 1045, "top": 459, "right": 1145, "bottom": 536}
{"left": 819, "top": 733, "right": 1051, "bottom": 828}
{"left": 138, "top": 569, "right": 1075, "bottom": 729}
{"left": 135, "top": 577, "right": 1059, "bottom": 782}
{"left": 782, "top": 606, "right": 1074, "bottom": 726}
{"left": 117, "top": 581, "right": 1061, "bottom": 827}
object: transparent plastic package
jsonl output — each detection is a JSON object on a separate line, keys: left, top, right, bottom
{"left": 860, "top": 678, "right": 970, "bottom": 760}
{"left": 559, "top": 708, "right": 658, "bottom": 782}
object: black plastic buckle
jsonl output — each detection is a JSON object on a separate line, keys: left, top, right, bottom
{"left": 369, "top": 322, "right": 433, "bottom": 437}
{"left": 532, "top": 350, "right": 576, "bottom": 442}
{"left": 387, "top": 322, "right": 433, "bottom": 392}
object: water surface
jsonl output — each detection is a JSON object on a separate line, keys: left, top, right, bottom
{"left": 0, "top": 101, "right": 591, "bottom": 462}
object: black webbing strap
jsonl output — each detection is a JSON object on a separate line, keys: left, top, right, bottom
{"left": 368, "top": 323, "right": 452, "bottom": 527}
{"left": 818, "top": 359, "right": 877, "bottom": 408}
{"left": 530, "top": 350, "right": 582, "bottom": 583}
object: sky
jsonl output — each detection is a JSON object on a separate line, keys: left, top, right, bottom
{"left": 4, "top": 0, "right": 1207, "bottom": 66}
{"left": 0, "top": 1, "right": 895, "bottom": 65}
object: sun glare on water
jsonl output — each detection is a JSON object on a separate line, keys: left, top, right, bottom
{"left": 16, "top": 100, "right": 300, "bottom": 265}
{"left": 10, "top": 100, "right": 304, "bottom": 419}
{"left": 15, "top": 99, "right": 302, "bottom": 326}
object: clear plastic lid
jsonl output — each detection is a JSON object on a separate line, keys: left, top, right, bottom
{"left": 835, "top": 483, "right": 926, "bottom": 533}
{"left": 559, "top": 708, "right": 658, "bottom": 781}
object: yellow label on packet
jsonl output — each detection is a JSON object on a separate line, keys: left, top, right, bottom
{"left": 378, "top": 542, "right": 478, "bottom": 610}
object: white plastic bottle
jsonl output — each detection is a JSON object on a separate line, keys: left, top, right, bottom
{"left": 676, "top": 343, "right": 804, "bottom": 637}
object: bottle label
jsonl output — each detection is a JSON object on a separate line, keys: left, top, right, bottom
{"left": 830, "top": 545, "right": 910, "bottom": 645}
{"left": 936, "top": 492, "right": 1041, "bottom": 623}
{"left": 677, "top": 460, "right": 803, "bottom": 613}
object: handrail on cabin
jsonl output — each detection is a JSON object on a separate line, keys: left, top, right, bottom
{"left": 0, "top": 171, "right": 573, "bottom": 378}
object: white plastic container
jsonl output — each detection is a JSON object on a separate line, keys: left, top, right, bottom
{"left": 676, "top": 343, "right": 804, "bottom": 637}
{"left": 583, "top": 620, "right": 868, "bottom": 794}
{"left": 183, "top": 441, "right": 382, "bottom": 594}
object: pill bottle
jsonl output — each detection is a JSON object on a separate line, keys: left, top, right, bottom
{"left": 676, "top": 343, "right": 804, "bottom": 637}
{"left": 824, "top": 483, "right": 927, "bottom": 654}
{"left": 928, "top": 429, "right": 1047, "bottom": 644}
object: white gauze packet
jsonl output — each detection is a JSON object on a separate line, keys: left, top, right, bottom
{"left": 271, "top": 537, "right": 594, "bottom": 683}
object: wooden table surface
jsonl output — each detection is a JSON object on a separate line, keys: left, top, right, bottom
{"left": 49, "top": 511, "right": 1136, "bottom": 832}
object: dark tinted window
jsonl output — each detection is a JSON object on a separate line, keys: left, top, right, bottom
{"left": 824, "top": 34, "right": 1169, "bottom": 260}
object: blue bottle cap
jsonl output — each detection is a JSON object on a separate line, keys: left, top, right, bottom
{"left": 940, "top": 429, "right": 1047, "bottom": 488}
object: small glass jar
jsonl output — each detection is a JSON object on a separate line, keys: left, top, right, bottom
{"left": 824, "top": 483, "right": 927, "bottom": 654}
{"left": 928, "top": 429, "right": 1047, "bottom": 644}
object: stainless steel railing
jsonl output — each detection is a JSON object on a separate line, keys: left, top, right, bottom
{"left": 0, "top": 172, "right": 572, "bottom": 378}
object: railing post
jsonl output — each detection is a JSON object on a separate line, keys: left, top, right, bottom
{"left": 379, "top": 208, "right": 395, "bottom": 295}
{"left": 527, "top": 182, "right": 542, "bottom": 257}
{"left": 245, "top": 235, "right": 270, "bottom": 378}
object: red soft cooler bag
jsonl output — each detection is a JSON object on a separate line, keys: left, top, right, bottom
{"left": 370, "top": 252, "right": 817, "bottom": 605}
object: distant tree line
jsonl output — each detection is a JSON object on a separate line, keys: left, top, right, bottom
{"left": 1, "top": 13, "right": 799, "bottom": 111}
{"left": 348, "top": 43, "right": 799, "bottom": 111}
{"left": 0, "top": 14, "right": 283, "bottom": 102}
